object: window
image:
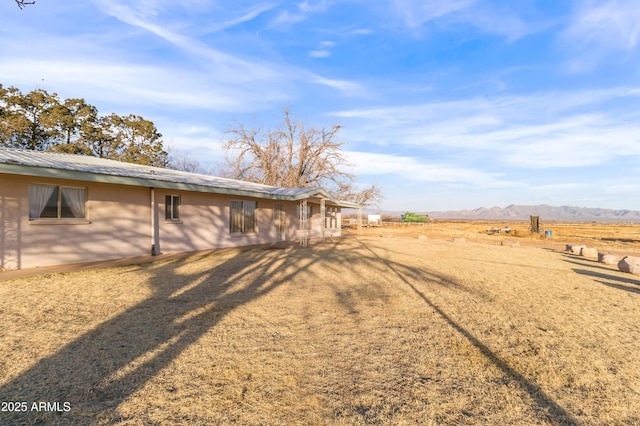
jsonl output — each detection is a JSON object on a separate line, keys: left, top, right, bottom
{"left": 230, "top": 200, "right": 257, "bottom": 233}
{"left": 165, "top": 195, "right": 180, "bottom": 220}
{"left": 325, "top": 207, "right": 339, "bottom": 229}
{"left": 29, "top": 184, "right": 86, "bottom": 219}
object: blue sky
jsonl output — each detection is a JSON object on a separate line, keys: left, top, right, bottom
{"left": 2, "top": 0, "right": 640, "bottom": 211}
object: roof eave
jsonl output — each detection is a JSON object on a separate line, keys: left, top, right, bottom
{"left": 289, "top": 187, "right": 361, "bottom": 209}
{"left": 0, "top": 163, "right": 362, "bottom": 207}
{"left": 0, "top": 163, "right": 294, "bottom": 200}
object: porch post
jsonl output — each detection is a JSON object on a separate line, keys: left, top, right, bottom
{"left": 150, "top": 187, "right": 157, "bottom": 255}
{"left": 357, "top": 206, "right": 362, "bottom": 236}
{"left": 299, "top": 199, "right": 308, "bottom": 247}
{"left": 320, "top": 198, "right": 326, "bottom": 243}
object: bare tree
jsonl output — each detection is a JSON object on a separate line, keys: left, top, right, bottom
{"left": 221, "top": 109, "right": 383, "bottom": 206}
{"left": 15, "top": 0, "right": 35, "bottom": 9}
{"left": 166, "top": 147, "right": 215, "bottom": 175}
{"left": 334, "top": 181, "right": 384, "bottom": 207}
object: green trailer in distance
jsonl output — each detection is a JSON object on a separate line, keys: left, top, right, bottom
{"left": 401, "top": 212, "right": 429, "bottom": 223}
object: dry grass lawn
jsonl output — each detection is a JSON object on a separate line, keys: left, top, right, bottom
{"left": 1, "top": 231, "right": 640, "bottom": 425}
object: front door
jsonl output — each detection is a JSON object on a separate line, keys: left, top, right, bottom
{"left": 273, "top": 203, "right": 285, "bottom": 241}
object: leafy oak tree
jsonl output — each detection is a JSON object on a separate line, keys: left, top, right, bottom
{"left": 221, "top": 109, "right": 383, "bottom": 206}
{"left": 0, "top": 84, "right": 168, "bottom": 167}
{"left": 48, "top": 98, "right": 98, "bottom": 149}
{"left": 0, "top": 86, "right": 58, "bottom": 150}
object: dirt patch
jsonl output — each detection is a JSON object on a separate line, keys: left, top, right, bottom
{"left": 1, "top": 234, "right": 639, "bottom": 424}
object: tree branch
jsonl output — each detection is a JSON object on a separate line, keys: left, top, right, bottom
{"left": 15, "top": 0, "right": 36, "bottom": 9}
{"left": 219, "top": 108, "right": 384, "bottom": 206}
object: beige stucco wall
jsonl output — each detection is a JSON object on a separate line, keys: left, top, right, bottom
{"left": 1, "top": 174, "right": 151, "bottom": 270}
{"left": 154, "top": 192, "right": 341, "bottom": 253}
{"left": 154, "top": 191, "right": 300, "bottom": 254}
{"left": 1, "top": 173, "right": 342, "bottom": 270}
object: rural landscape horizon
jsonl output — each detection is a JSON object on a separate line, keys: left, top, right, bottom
{"left": 363, "top": 203, "right": 640, "bottom": 222}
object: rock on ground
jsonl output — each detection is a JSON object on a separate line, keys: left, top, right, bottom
{"left": 618, "top": 256, "right": 640, "bottom": 274}
{"left": 580, "top": 247, "right": 598, "bottom": 258}
{"left": 568, "top": 244, "right": 586, "bottom": 254}
{"left": 598, "top": 252, "right": 620, "bottom": 265}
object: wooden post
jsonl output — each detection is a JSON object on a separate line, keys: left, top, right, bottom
{"left": 530, "top": 215, "right": 540, "bottom": 233}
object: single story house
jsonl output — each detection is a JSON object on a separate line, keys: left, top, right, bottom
{"left": 0, "top": 147, "right": 360, "bottom": 270}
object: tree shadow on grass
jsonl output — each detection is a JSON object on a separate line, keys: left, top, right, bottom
{"left": 562, "top": 253, "right": 640, "bottom": 289}
{"left": 355, "top": 238, "right": 580, "bottom": 426}
{"left": 0, "top": 243, "right": 339, "bottom": 425}
{"left": 1, "top": 237, "right": 583, "bottom": 425}
{"left": 595, "top": 280, "right": 640, "bottom": 294}
{"left": 572, "top": 268, "right": 640, "bottom": 292}
{"left": 561, "top": 255, "right": 614, "bottom": 270}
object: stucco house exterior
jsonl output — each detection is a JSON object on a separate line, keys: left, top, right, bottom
{"left": 0, "top": 147, "right": 359, "bottom": 271}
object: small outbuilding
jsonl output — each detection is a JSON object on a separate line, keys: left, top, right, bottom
{"left": 0, "top": 148, "right": 359, "bottom": 270}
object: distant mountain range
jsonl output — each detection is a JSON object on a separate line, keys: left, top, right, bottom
{"left": 424, "top": 204, "right": 640, "bottom": 222}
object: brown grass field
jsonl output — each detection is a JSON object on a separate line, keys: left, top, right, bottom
{"left": 1, "top": 221, "right": 640, "bottom": 425}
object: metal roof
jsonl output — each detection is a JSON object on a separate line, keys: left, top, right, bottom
{"left": 0, "top": 148, "right": 360, "bottom": 208}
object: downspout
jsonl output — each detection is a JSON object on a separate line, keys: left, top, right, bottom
{"left": 151, "top": 188, "right": 157, "bottom": 255}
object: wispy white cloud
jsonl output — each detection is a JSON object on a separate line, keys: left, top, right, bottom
{"left": 1, "top": 58, "right": 286, "bottom": 112}
{"left": 89, "top": 0, "right": 363, "bottom": 96}
{"left": 309, "top": 40, "right": 335, "bottom": 58}
{"left": 350, "top": 28, "right": 374, "bottom": 35}
{"left": 456, "top": 4, "right": 532, "bottom": 41}
{"left": 94, "top": 0, "right": 278, "bottom": 79}
{"left": 309, "top": 50, "right": 331, "bottom": 58}
{"left": 269, "top": 10, "right": 309, "bottom": 27}
{"left": 391, "top": 0, "right": 475, "bottom": 27}
{"left": 333, "top": 88, "right": 640, "bottom": 169}
{"left": 562, "top": 0, "right": 640, "bottom": 50}
{"left": 268, "top": 0, "right": 333, "bottom": 28}
{"left": 559, "top": 0, "right": 640, "bottom": 70}
{"left": 203, "top": 3, "right": 280, "bottom": 33}
{"left": 345, "top": 151, "right": 511, "bottom": 187}
{"left": 304, "top": 73, "right": 363, "bottom": 95}
{"left": 603, "top": 183, "right": 640, "bottom": 194}
{"left": 387, "top": 0, "right": 534, "bottom": 40}
{"left": 162, "top": 122, "right": 226, "bottom": 162}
